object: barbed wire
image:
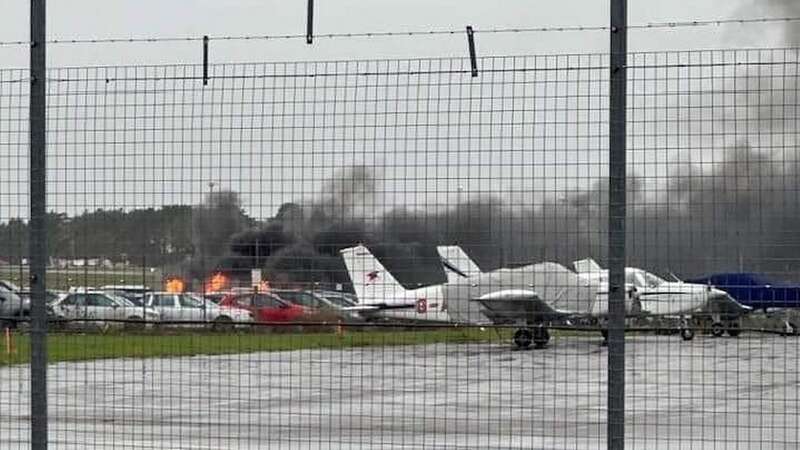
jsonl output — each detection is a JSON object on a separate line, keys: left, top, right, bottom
{"left": 0, "top": 16, "right": 799, "bottom": 47}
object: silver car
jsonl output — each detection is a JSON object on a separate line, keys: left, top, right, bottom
{"left": 0, "top": 284, "right": 25, "bottom": 329}
{"left": 51, "top": 290, "right": 159, "bottom": 329}
{"left": 144, "top": 292, "right": 254, "bottom": 329}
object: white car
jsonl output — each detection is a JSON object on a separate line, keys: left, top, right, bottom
{"left": 51, "top": 290, "right": 159, "bottom": 329}
{"left": 1, "top": 284, "right": 25, "bottom": 329}
{"left": 143, "top": 292, "right": 254, "bottom": 329}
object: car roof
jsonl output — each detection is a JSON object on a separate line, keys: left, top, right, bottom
{"left": 66, "top": 289, "right": 110, "bottom": 295}
{"left": 228, "top": 291, "right": 287, "bottom": 301}
{"left": 100, "top": 285, "right": 152, "bottom": 291}
{"left": 146, "top": 291, "right": 193, "bottom": 295}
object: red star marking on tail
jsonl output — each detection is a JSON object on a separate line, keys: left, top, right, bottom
{"left": 366, "top": 270, "right": 380, "bottom": 282}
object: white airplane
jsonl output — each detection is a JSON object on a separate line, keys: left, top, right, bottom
{"left": 340, "top": 245, "right": 452, "bottom": 323}
{"left": 572, "top": 258, "right": 751, "bottom": 338}
{"left": 437, "top": 245, "right": 483, "bottom": 280}
{"left": 341, "top": 245, "right": 640, "bottom": 348}
{"left": 436, "top": 247, "right": 750, "bottom": 341}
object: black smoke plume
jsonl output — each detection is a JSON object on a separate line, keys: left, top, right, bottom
{"left": 187, "top": 190, "right": 251, "bottom": 282}
{"left": 213, "top": 167, "right": 512, "bottom": 290}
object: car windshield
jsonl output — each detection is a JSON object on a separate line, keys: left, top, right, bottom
{"left": 1, "top": 281, "right": 21, "bottom": 292}
{"left": 279, "top": 291, "right": 318, "bottom": 307}
{"left": 180, "top": 295, "right": 206, "bottom": 308}
{"left": 106, "top": 293, "right": 136, "bottom": 307}
{"left": 252, "top": 294, "right": 284, "bottom": 308}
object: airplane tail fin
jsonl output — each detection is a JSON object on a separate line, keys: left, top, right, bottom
{"left": 437, "top": 245, "right": 482, "bottom": 283}
{"left": 573, "top": 258, "right": 604, "bottom": 274}
{"left": 340, "top": 245, "right": 408, "bottom": 305}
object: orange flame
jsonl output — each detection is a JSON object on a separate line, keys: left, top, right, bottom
{"left": 204, "top": 273, "right": 228, "bottom": 293}
{"left": 165, "top": 277, "right": 185, "bottom": 294}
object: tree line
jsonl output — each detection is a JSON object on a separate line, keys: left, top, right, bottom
{"left": 0, "top": 207, "right": 196, "bottom": 267}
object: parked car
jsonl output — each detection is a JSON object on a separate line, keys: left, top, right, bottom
{"left": 197, "top": 292, "right": 228, "bottom": 305}
{"left": 0, "top": 284, "right": 25, "bottom": 329}
{"left": 315, "top": 290, "right": 358, "bottom": 308}
{"left": 143, "top": 292, "right": 254, "bottom": 329}
{"left": 50, "top": 290, "right": 159, "bottom": 329}
{"left": 218, "top": 292, "right": 309, "bottom": 323}
{"left": 0, "top": 280, "right": 22, "bottom": 293}
{"left": 100, "top": 285, "right": 152, "bottom": 306}
{"left": 17, "top": 289, "right": 64, "bottom": 313}
{"left": 104, "top": 289, "right": 146, "bottom": 306}
{"left": 274, "top": 289, "right": 364, "bottom": 321}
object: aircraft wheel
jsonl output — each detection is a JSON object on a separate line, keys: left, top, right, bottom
{"left": 711, "top": 322, "right": 725, "bottom": 337}
{"left": 680, "top": 327, "right": 695, "bottom": 341}
{"left": 533, "top": 326, "right": 550, "bottom": 349}
{"left": 600, "top": 329, "right": 609, "bottom": 346}
{"left": 512, "top": 328, "right": 533, "bottom": 349}
{"left": 726, "top": 321, "right": 741, "bottom": 337}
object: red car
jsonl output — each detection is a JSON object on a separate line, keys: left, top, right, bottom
{"left": 219, "top": 292, "right": 309, "bottom": 323}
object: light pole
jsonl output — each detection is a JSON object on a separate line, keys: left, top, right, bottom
{"left": 208, "top": 182, "right": 216, "bottom": 205}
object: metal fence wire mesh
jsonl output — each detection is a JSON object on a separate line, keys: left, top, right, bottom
{"left": 0, "top": 48, "right": 798, "bottom": 448}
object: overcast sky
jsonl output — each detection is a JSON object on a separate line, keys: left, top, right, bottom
{"left": 0, "top": 0, "right": 790, "bottom": 67}
{"left": 0, "top": 0, "right": 796, "bottom": 221}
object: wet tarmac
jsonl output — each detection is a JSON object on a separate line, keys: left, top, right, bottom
{"left": 1, "top": 334, "right": 798, "bottom": 449}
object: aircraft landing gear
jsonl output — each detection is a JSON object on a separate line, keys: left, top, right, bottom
{"left": 712, "top": 318, "right": 741, "bottom": 337}
{"left": 680, "top": 317, "right": 695, "bottom": 341}
{"left": 726, "top": 320, "right": 741, "bottom": 337}
{"left": 533, "top": 325, "right": 550, "bottom": 349}
{"left": 680, "top": 328, "right": 695, "bottom": 341}
{"left": 512, "top": 325, "right": 550, "bottom": 349}
{"left": 781, "top": 321, "right": 798, "bottom": 337}
{"left": 513, "top": 328, "right": 533, "bottom": 349}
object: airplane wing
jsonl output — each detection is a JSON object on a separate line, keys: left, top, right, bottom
{"left": 341, "top": 303, "right": 415, "bottom": 312}
{"left": 573, "top": 258, "right": 604, "bottom": 274}
{"left": 471, "top": 289, "right": 570, "bottom": 325}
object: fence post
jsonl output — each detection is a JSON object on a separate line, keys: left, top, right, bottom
{"left": 608, "top": 0, "right": 627, "bottom": 449}
{"left": 29, "top": 0, "right": 49, "bottom": 448}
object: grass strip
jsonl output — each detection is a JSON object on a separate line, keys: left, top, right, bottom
{"left": 0, "top": 327, "right": 510, "bottom": 367}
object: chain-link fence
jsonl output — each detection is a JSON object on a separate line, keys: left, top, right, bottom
{"left": 1, "top": 40, "right": 799, "bottom": 449}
